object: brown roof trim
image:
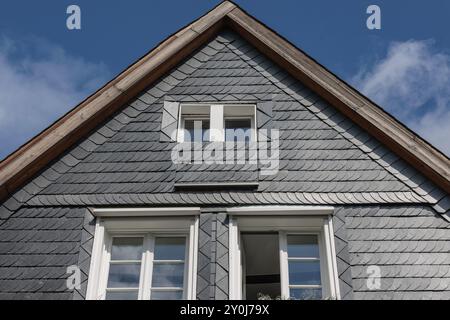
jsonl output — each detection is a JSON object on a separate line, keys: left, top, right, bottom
{"left": 224, "top": 5, "right": 450, "bottom": 193}
{"left": 0, "top": 0, "right": 449, "bottom": 201}
{"left": 0, "top": 1, "right": 235, "bottom": 200}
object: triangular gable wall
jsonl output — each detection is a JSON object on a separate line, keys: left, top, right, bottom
{"left": 1, "top": 31, "right": 447, "bottom": 222}
{"left": 0, "top": 1, "right": 448, "bottom": 209}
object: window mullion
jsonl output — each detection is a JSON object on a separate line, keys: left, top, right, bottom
{"left": 140, "top": 235, "right": 154, "bottom": 300}
{"left": 228, "top": 217, "right": 242, "bottom": 300}
{"left": 186, "top": 217, "right": 198, "bottom": 300}
{"left": 278, "top": 231, "right": 290, "bottom": 299}
{"left": 193, "top": 120, "right": 203, "bottom": 142}
{"left": 210, "top": 104, "right": 224, "bottom": 141}
{"left": 323, "top": 218, "right": 339, "bottom": 299}
{"left": 177, "top": 105, "right": 184, "bottom": 142}
{"left": 252, "top": 104, "right": 257, "bottom": 142}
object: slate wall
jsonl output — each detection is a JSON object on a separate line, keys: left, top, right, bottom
{"left": 0, "top": 29, "right": 449, "bottom": 300}
{"left": 345, "top": 205, "right": 450, "bottom": 299}
{"left": 197, "top": 210, "right": 229, "bottom": 300}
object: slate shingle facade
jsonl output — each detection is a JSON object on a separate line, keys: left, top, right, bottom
{"left": 0, "top": 30, "right": 449, "bottom": 300}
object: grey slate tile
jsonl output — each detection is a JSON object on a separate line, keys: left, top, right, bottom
{"left": 1, "top": 30, "right": 450, "bottom": 301}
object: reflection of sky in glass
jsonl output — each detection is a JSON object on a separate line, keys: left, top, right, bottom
{"left": 288, "top": 261, "right": 321, "bottom": 285}
{"left": 287, "top": 235, "right": 319, "bottom": 258}
{"left": 111, "top": 237, "right": 143, "bottom": 260}
{"left": 105, "top": 236, "right": 187, "bottom": 300}
{"left": 106, "top": 291, "right": 139, "bottom": 300}
{"left": 151, "top": 290, "right": 183, "bottom": 300}
{"left": 107, "top": 264, "right": 141, "bottom": 288}
{"left": 154, "top": 237, "right": 186, "bottom": 260}
{"left": 152, "top": 264, "right": 184, "bottom": 287}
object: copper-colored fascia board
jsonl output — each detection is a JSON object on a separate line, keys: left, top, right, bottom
{"left": 1, "top": 0, "right": 449, "bottom": 202}
{"left": 225, "top": 7, "right": 450, "bottom": 193}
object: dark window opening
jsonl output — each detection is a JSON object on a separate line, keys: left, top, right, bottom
{"left": 184, "top": 119, "right": 210, "bottom": 142}
{"left": 241, "top": 232, "right": 281, "bottom": 300}
{"left": 225, "top": 118, "right": 252, "bottom": 142}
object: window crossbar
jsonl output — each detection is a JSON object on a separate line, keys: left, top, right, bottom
{"left": 151, "top": 287, "right": 184, "bottom": 291}
{"left": 106, "top": 287, "right": 139, "bottom": 291}
{"left": 109, "top": 260, "right": 142, "bottom": 264}
{"left": 288, "top": 285, "right": 322, "bottom": 289}
{"left": 153, "top": 259, "right": 185, "bottom": 264}
{"left": 287, "top": 257, "right": 320, "bottom": 261}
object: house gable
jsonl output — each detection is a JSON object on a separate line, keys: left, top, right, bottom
{"left": 0, "top": 30, "right": 448, "bottom": 218}
{"left": 0, "top": 1, "right": 449, "bottom": 205}
{"left": 0, "top": 1, "right": 449, "bottom": 301}
{"left": 0, "top": 30, "right": 443, "bottom": 211}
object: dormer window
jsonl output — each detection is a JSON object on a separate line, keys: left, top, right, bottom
{"left": 177, "top": 104, "right": 256, "bottom": 143}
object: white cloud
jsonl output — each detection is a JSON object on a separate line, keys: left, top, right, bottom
{"left": 0, "top": 35, "right": 110, "bottom": 159}
{"left": 352, "top": 40, "right": 450, "bottom": 156}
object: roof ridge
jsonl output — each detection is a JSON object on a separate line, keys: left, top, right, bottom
{"left": 0, "top": 0, "right": 448, "bottom": 203}
{"left": 0, "top": 1, "right": 236, "bottom": 201}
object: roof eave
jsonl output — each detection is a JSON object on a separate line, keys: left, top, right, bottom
{"left": 0, "top": 1, "right": 235, "bottom": 200}
{"left": 0, "top": 0, "right": 449, "bottom": 202}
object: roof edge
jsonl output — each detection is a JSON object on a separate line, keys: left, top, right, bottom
{"left": 0, "top": 0, "right": 449, "bottom": 202}
{"left": 0, "top": 1, "right": 236, "bottom": 200}
{"left": 225, "top": 5, "right": 449, "bottom": 193}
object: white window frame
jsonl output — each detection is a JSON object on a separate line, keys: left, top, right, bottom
{"left": 279, "top": 231, "right": 326, "bottom": 299}
{"left": 181, "top": 117, "right": 211, "bottom": 142}
{"left": 177, "top": 104, "right": 256, "bottom": 143}
{"left": 227, "top": 206, "right": 340, "bottom": 300}
{"left": 86, "top": 208, "right": 200, "bottom": 300}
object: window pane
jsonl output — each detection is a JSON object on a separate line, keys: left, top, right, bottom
{"left": 225, "top": 119, "right": 251, "bottom": 142}
{"left": 287, "top": 235, "right": 319, "bottom": 258}
{"left": 154, "top": 237, "right": 186, "bottom": 260}
{"left": 288, "top": 261, "right": 321, "bottom": 285}
{"left": 151, "top": 290, "right": 183, "bottom": 300}
{"left": 184, "top": 119, "right": 210, "bottom": 142}
{"left": 151, "top": 263, "right": 184, "bottom": 287}
{"left": 105, "top": 290, "right": 139, "bottom": 300}
{"left": 289, "top": 288, "right": 322, "bottom": 300}
{"left": 107, "top": 264, "right": 141, "bottom": 288}
{"left": 111, "top": 237, "right": 143, "bottom": 260}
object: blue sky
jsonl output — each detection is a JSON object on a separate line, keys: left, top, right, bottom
{"left": 1, "top": 0, "right": 449, "bottom": 159}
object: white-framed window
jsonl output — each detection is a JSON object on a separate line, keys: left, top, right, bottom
{"left": 177, "top": 104, "right": 256, "bottom": 143}
{"left": 178, "top": 105, "right": 211, "bottom": 142}
{"left": 228, "top": 206, "right": 340, "bottom": 300}
{"left": 86, "top": 208, "right": 199, "bottom": 300}
{"left": 279, "top": 233, "right": 325, "bottom": 300}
